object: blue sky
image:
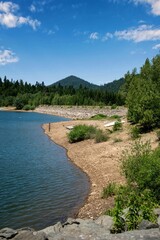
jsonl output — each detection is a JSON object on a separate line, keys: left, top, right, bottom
{"left": 0, "top": 0, "right": 160, "bottom": 85}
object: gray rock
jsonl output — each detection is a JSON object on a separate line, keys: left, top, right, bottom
{"left": 0, "top": 228, "right": 18, "bottom": 239}
{"left": 138, "top": 220, "right": 159, "bottom": 230}
{"left": 154, "top": 208, "right": 160, "bottom": 216}
{"left": 40, "top": 222, "right": 62, "bottom": 235}
{"left": 157, "top": 216, "right": 160, "bottom": 227}
{"left": 95, "top": 215, "right": 113, "bottom": 229}
{"left": 14, "top": 230, "right": 47, "bottom": 240}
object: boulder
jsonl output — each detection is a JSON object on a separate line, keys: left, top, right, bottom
{"left": 0, "top": 228, "right": 17, "bottom": 239}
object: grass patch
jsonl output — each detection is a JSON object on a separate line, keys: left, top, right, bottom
{"left": 95, "top": 129, "right": 109, "bottom": 143}
{"left": 113, "top": 121, "right": 122, "bottom": 131}
{"left": 90, "top": 114, "right": 107, "bottom": 120}
{"left": 102, "top": 182, "right": 117, "bottom": 198}
{"left": 130, "top": 126, "right": 141, "bottom": 139}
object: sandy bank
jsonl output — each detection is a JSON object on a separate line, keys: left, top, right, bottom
{"left": 42, "top": 106, "right": 158, "bottom": 220}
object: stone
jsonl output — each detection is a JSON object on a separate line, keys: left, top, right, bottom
{"left": 14, "top": 230, "right": 47, "bottom": 240}
{"left": 39, "top": 222, "right": 62, "bottom": 235}
{"left": 154, "top": 208, "right": 160, "bottom": 216}
{"left": 95, "top": 215, "right": 113, "bottom": 229}
{"left": 0, "top": 228, "right": 18, "bottom": 239}
{"left": 138, "top": 220, "right": 159, "bottom": 230}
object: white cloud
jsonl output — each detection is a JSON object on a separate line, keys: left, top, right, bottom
{"left": 115, "top": 24, "right": 160, "bottom": 42}
{"left": 152, "top": 43, "right": 160, "bottom": 49}
{"left": 133, "top": 0, "right": 160, "bottom": 16}
{"left": 0, "top": 1, "right": 19, "bottom": 13}
{"left": 0, "top": 1, "right": 41, "bottom": 29}
{"left": 89, "top": 32, "right": 99, "bottom": 40}
{"left": 29, "top": 4, "right": 36, "bottom": 12}
{"left": 102, "top": 32, "right": 113, "bottom": 41}
{"left": 0, "top": 49, "right": 19, "bottom": 65}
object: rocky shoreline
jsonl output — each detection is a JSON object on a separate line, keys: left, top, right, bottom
{"left": 1, "top": 213, "right": 160, "bottom": 240}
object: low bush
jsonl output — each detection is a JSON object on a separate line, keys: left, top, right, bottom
{"left": 102, "top": 182, "right": 117, "bottom": 198}
{"left": 68, "top": 124, "right": 109, "bottom": 143}
{"left": 130, "top": 126, "right": 140, "bottom": 139}
{"left": 156, "top": 130, "right": 160, "bottom": 141}
{"left": 95, "top": 129, "right": 109, "bottom": 143}
{"left": 23, "top": 104, "right": 35, "bottom": 111}
{"left": 104, "top": 141, "right": 160, "bottom": 232}
{"left": 90, "top": 114, "right": 107, "bottom": 120}
{"left": 113, "top": 121, "right": 122, "bottom": 131}
{"left": 121, "top": 140, "right": 160, "bottom": 200}
{"left": 68, "top": 125, "right": 97, "bottom": 143}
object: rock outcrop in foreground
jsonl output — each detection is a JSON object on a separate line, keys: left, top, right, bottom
{"left": 1, "top": 215, "right": 160, "bottom": 240}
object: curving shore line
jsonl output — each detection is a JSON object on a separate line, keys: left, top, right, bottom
{"left": 42, "top": 117, "right": 129, "bottom": 219}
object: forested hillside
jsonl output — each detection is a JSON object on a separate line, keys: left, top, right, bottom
{"left": 0, "top": 76, "right": 124, "bottom": 110}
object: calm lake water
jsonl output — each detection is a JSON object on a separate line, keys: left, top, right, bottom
{"left": 0, "top": 111, "right": 89, "bottom": 230}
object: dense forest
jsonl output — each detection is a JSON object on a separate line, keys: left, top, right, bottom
{"left": 0, "top": 76, "right": 124, "bottom": 110}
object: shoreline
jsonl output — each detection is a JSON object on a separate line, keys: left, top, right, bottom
{"left": 40, "top": 105, "right": 129, "bottom": 219}
{"left": 2, "top": 105, "right": 158, "bottom": 220}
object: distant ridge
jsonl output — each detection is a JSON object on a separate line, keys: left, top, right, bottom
{"left": 51, "top": 75, "right": 99, "bottom": 89}
{"left": 50, "top": 75, "right": 124, "bottom": 93}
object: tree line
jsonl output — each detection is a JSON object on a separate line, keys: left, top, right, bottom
{"left": 120, "top": 54, "right": 160, "bottom": 131}
{"left": 0, "top": 76, "right": 124, "bottom": 110}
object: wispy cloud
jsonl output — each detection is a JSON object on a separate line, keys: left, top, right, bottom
{"left": 132, "top": 0, "right": 160, "bottom": 16}
{"left": 115, "top": 24, "right": 160, "bottom": 42}
{"left": 102, "top": 32, "right": 113, "bottom": 41}
{"left": 89, "top": 32, "right": 99, "bottom": 40}
{"left": 0, "top": 49, "right": 19, "bottom": 65}
{"left": 29, "top": 4, "right": 36, "bottom": 13}
{"left": 152, "top": 43, "right": 160, "bottom": 49}
{"left": 0, "top": 1, "right": 41, "bottom": 29}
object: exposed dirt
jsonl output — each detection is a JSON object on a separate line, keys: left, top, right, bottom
{"left": 42, "top": 107, "right": 158, "bottom": 219}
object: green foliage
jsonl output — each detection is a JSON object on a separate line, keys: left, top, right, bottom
{"left": 90, "top": 114, "right": 107, "bottom": 120}
{"left": 102, "top": 182, "right": 117, "bottom": 198}
{"left": 130, "top": 126, "right": 140, "bottom": 139}
{"left": 68, "top": 125, "right": 97, "bottom": 143}
{"left": 0, "top": 76, "right": 125, "bottom": 108}
{"left": 113, "top": 121, "right": 122, "bottom": 131}
{"left": 124, "top": 55, "right": 160, "bottom": 131}
{"left": 68, "top": 124, "right": 109, "bottom": 143}
{"left": 95, "top": 129, "right": 109, "bottom": 143}
{"left": 156, "top": 130, "right": 160, "bottom": 141}
{"left": 111, "top": 104, "right": 117, "bottom": 109}
{"left": 121, "top": 141, "right": 160, "bottom": 200}
{"left": 14, "top": 98, "right": 25, "bottom": 110}
{"left": 104, "top": 141, "right": 160, "bottom": 232}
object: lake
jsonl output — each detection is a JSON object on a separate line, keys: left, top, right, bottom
{"left": 0, "top": 111, "right": 89, "bottom": 230}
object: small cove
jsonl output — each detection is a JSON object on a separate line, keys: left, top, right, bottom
{"left": 0, "top": 111, "right": 89, "bottom": 230}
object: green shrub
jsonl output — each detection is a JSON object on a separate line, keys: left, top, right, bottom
{"left": 111, "top": 104, "right": 117, "bottom": 109}
{"left": 68, "top": 124, "right": 109, "bottom": 143}
{"left": 130, "top": 126, "right": 140, "bottom": 139}
{"left": 90, "top": 114, "right": 107, "bottom": 120}
{"left": 109, "top": 188, "right": 157, "bottom": 232}
{"left": 23, "top": 104, "right": 35, "bottom": 111}
{"left": 121, "top": 140, "right": 160, "bottom": 201}
{"left": 156, "top": 130, "right": 160, "bottom": 141}
{"left": 68, "top": 125, "right": 97, "bottom": 143}
{"left": 113, "top": 121, "right": 122, "bottom": 131}
{"left": 95, "top": 129, "right": 109, "bottom": 143}
{"left": 102, "top": 182, "right": 117, "bottom": 198}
